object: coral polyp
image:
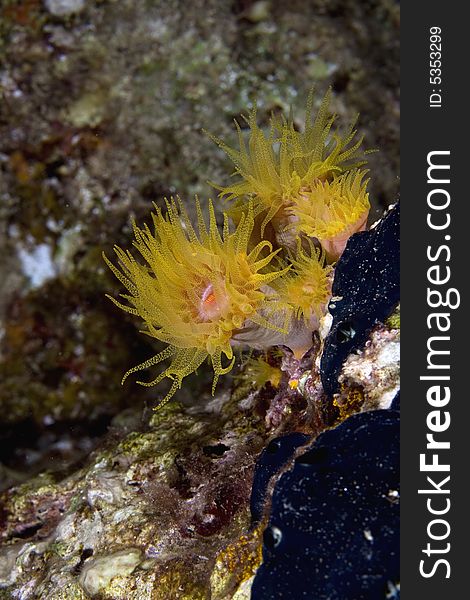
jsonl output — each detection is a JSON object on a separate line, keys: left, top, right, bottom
{"left": 104, "top": 90, "right": 377, "bottom": 405}
{"left": 207, "top": 88, "right": 369, "bottom": 234}
{"left": 274, "top": 240, "right": 333, "bottom": 328}
{"left": 103, "top": 198, "right": 289, "bottom": 406}
{"left": 236, "top": 355, "right": 283, "bottom": 389}
{"left": 288, "top": 169, "right": 371, "bottom": 261}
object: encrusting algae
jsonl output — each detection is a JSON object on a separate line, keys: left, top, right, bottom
{"left": 104, "top": 90, "right": 374, "bottom": 406}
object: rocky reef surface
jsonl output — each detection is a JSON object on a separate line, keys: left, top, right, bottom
{"left": 0, "top": 1, "right": 399, "bottom": 598}
{"left": 0, "top": 207, "right": 400, "bottom": 598}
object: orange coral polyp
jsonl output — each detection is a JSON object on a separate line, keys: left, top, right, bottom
{"left": 198, "top": 283, "right": 229, "bottom": 322}
{"left": 103, "top": 197, "right": 289, "bottom": 407}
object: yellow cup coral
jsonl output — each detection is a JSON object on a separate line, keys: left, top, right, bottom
{"left": 274, "top": 240, "right": 333, "bottom": 329}
{"left": 288, "top": 169, "right": 370, "bottom": 261}
{"left": 104, "top": 90, "right": 378, "bottom": 403}
{"left": 207, "top": 88, "right": 368, "bottom": 236}
{"left": 235, "top": 355, "right": 283, "bottom": 389}
{"left": 103, "top": 198, "right": 289, "bottom": 406}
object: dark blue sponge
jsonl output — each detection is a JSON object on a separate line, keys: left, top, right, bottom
{"left": 321, "top": 203, "right": 400, "bottom": 396}
{"left": 251, "top": 409, "right": 400, "bottom": 600}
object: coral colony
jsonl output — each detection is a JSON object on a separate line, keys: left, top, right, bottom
{"left": 104, "top": 89, "right": 372, "bottom": 407}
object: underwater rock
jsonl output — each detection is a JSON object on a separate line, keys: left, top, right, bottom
{"left": 0, "top": 397, "right": 266, "bottom": 599}
{"left": 337, "top": 324, "right": 400, "bottom": 412}
{"left": 79, "top": 548, "right": 143, "bottom": 596}
{"left": 251, "top": 409, "right": 400, "bottom": 600}
{"left": 44, "top": 0, "right": 86, "bottom": 17}
{"left": 321, "top": 203, "right": 400, "bottom": 396}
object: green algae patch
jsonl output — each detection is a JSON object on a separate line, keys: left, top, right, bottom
{"left": 386, "top": 304, "right": 401, "bottom": 330}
